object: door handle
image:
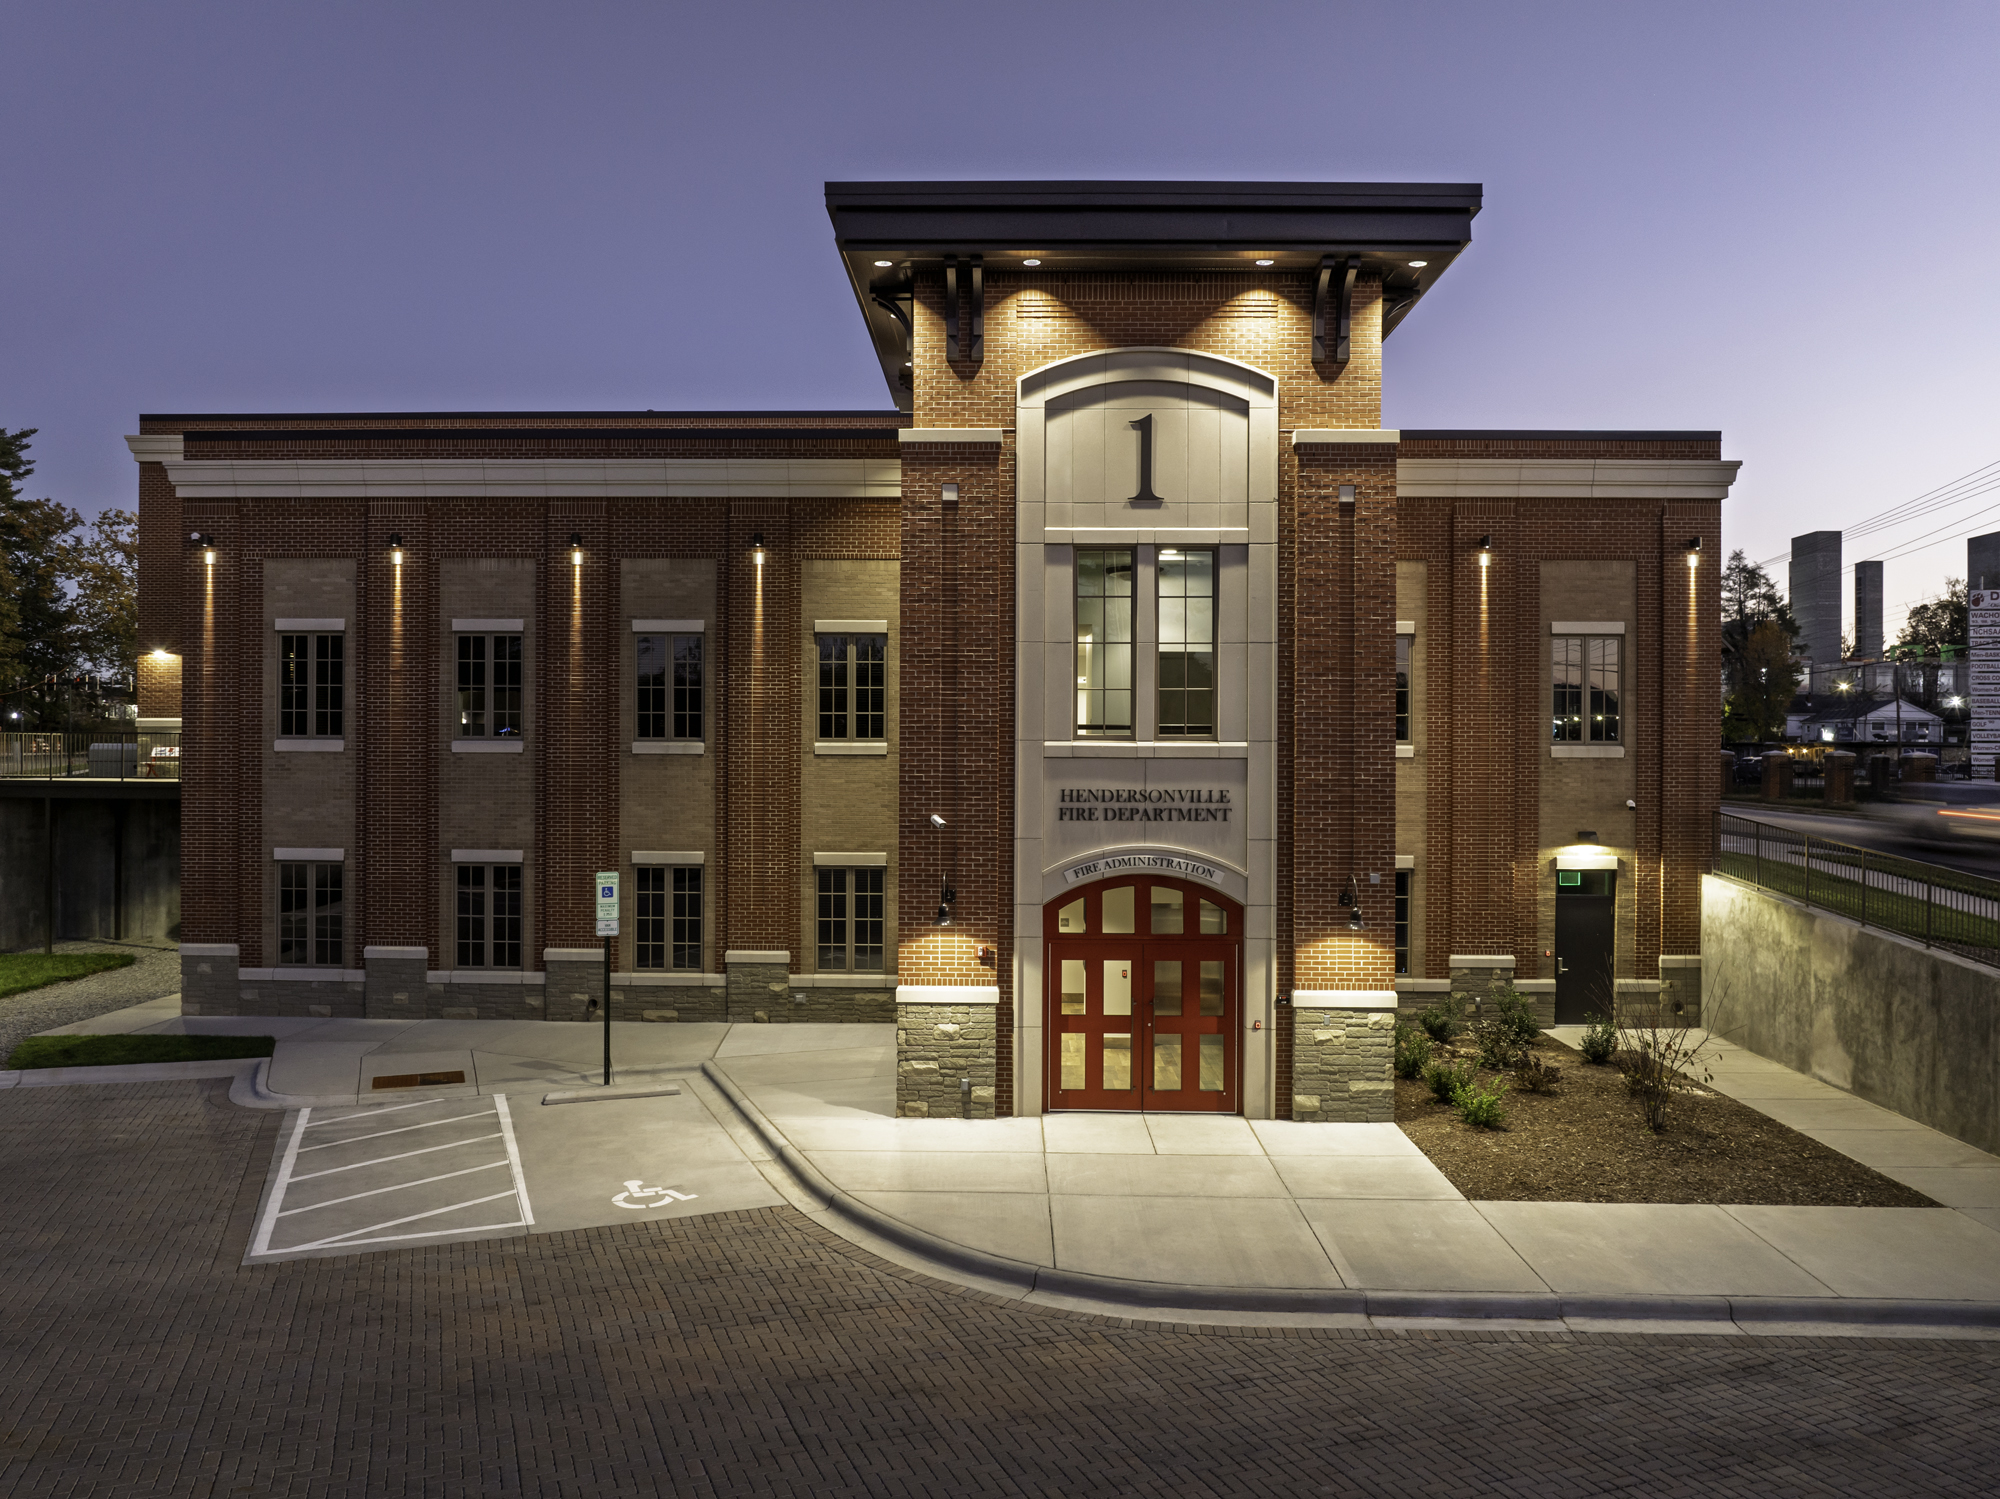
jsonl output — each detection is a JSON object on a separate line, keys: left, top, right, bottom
{"left": 1557, "top": 959, "right": 1569, "bottom": 975}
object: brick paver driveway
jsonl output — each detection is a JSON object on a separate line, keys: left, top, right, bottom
{"left": 3, "top": 1082, "right": 1998, "bottom": 1498}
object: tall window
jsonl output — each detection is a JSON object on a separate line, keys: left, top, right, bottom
{"left": 635, "top": 865, "right": 703, "bottom": 971}
{"left": 458, "top": 634, "right": 523, "bottom": 738}
{"left": 637, "top": 634, "right": 703, "bottom": 741}
{"left": 278, "top": 861, "right": 343, "bottom": 966}
{"left": 818, "top": 634, "right": 886, "bottom": 740}
{"left": 1395, "top": 635, "right": 1412, "bottom": 743}
{"left": 1394, "top": 870, "right": 1411, "bottom": 976}
{"left": 457, "top": 864, "right": 522, "bottom": 968}
{"left": 1157, "top": 548, "right": 1214, "bottom": 738}
{"left": 1075, "top": 549, "right": 1133, "bottom": 738}
{"left": 817, "top": 867, "right": 885, "bottom": 971}
{"left": 1552, "top": 636, "right": 1621, "bottom": 743}
{"left": 279, "top": 634, "right": 343, "bottom": 738}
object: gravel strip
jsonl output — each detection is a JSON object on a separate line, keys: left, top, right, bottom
{"left": 0, "top": 940, "right": 182, "bottom": 1059}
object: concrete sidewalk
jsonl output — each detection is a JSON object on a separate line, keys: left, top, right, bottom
{"left": 18, "top": 1001, "right": 2000, "bottom": 1330}
{"left": 709, "top": 1022, "right": 2000, "bottom": 1330}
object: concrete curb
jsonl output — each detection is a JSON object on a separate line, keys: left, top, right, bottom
{"left": 698, "top": 1061, "right": 2000, "bottom": 1332}
{"left": 0, "top": 1057, "right": 265, "bottom": 1090}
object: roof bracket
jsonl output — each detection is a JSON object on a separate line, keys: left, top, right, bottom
{"left": 944, "top": 255, "right": 960, "bottom": 361}
{"left": 968, "top": 254, "right": 984, "bottom": 362}
{"left": 1313, "top": 254, "right": 1356, "bottom": 369}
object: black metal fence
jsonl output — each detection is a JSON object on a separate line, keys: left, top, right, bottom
{"left": 0, "top": 731, "right": 182, "bottom": 781}
{"left": 1714, "top": 812, "right": 2000, "bottom": 969}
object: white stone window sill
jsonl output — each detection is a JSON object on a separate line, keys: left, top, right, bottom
{"left": 896, "top": 985, "right": 1000, "bottom": 1005}
{"left": 424, "top": 970, "right": 546, "bottom": 985}
{"left": 794, "top": 973, "right": 896, "bottom": 987}
{"left": 1395, "top": 743, "right": 1415, "bottom": 758}
{"left": 238, "top": 967, "right": 365, "bottom": 982}
{"left": 1045, "top": 740, "right": 1252, "bottom": 759}
{"left": 815, "top": 741, "right": 888, "bottom": 756}
{"left": 633, "top": 740, "right": 704, "bottom": 755}
{"left": 274, "top": 738, "right": 344, "bottom": 752}
{"left": 1551, "top": 744, "right": 1626, "bottom": 759}
{"left": 453, "top": 740, "right": 526, "bottom": 753}
{"left": 611, "top": 972, "right": 726, "bottom": 986}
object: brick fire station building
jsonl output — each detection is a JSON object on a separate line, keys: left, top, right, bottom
{"left": 132, "top": 181, "right": 1734, "bottom": 1120}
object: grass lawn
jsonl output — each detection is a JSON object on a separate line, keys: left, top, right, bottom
{"left": 6, "top": 1034, "right": 276, "bottom": 1070}
{"left": 0, "top": 951, "right": 136, "bottom": 1001}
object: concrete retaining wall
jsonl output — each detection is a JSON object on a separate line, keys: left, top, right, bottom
{"left": 1702, "top": 873, "right": 2000, "bottom": 1155}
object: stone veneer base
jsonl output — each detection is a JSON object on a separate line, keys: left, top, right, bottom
{"left": 896, "top": 1002, "right": 997, "bottom": 1118}
{"left": 1288, "top": 1006, "right": 1395, "bottom": 1122}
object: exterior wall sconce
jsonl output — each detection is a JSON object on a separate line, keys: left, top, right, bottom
{"left": 1686, "top": 537, "right": 1702, "bottom": 568}
{"left": 388, "top": 532, "right": 404, "bottom": 566}
{"left": 189, "top": 531, "right": 215, "bottom": 564}
{"left": 751, "top": 532, "right": 765, "bottom": 567}
{"left": 934, "top": 881, "right": 956, "bottom": 926}
{"left": 1478, "top": 535, "right": 1492, "bottom": 568}
{"left": 569, "top": 532, "right": 584, "bottom": 566}
{"left": 150, "top": 648, "right": 173, "bottom": 661}
{"left": 1348, "top": 905, "right": 1363, "bottom": 932}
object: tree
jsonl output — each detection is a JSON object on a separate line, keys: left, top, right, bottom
{"left": 1893, "top": 578, "right": 1967, "bottom": 659}
{"left": 64, "top": 507, "right": 138, "bottom": 677}
{"left": 1720, "top": 550, "right": 1800, "bottom": 710}
{"left": 1723, "top": 619, "right": 1801, "bottom": 742}
{"left": 0, "top": 428, "right": 81, "bottom": 716}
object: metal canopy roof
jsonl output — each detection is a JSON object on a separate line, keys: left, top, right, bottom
{"left": 827, "top": 179, "right": 1482, "bottom": 407}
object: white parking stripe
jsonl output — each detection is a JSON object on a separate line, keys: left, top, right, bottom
{"left": 249, "top": 1096, "right": 534, "bottom": 1261}
{"left": 296, "top": 1110, "right": 498, "bottom": 1153}
{"left": 495, "top": 1094, "right": 535, "bottom": 1226}
{"left": 251, "top": 1107, "right": 315, "bottom": 1258}
{"left": 303, "top": 1098, "right": 444, "bottom": 1128}
{"left": 288, "top": 1132, "right": 503, "bottom": 1182}
{"left": 276, "top": 1159, "right": 510, "bottom": 1217}
{"left": 285, "top": 1190, "right": 522, "bottom": 1252}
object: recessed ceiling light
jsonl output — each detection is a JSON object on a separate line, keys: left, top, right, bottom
{"left": 874, "top": 260, "right": 893, "bottom": 267}
{"left": 1408, "top": 260, "right": 1428, "bottom": 268}
{"left": 1254, "top": 259, "right": 1274, "bottom": 266}
{"left": 1022, "top": 258, "right": 1041, "bottom": 266}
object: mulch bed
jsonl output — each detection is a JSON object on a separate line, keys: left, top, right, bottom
{"left": 1395, "top": 1035, "right": 1938, "bottom": 1206}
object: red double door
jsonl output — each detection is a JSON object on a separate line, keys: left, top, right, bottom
{"left": 1044, "top": 878, "right": 1241, "bottom": 1113}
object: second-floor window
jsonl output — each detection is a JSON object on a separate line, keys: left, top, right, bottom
{"left": 818, "top": 634, "right": 886, "bottom": 740}
{"left": 1076, "top": 549, "right": 1133, "bottom": 738}
{"left": 280, "top": 634, "right": 343, "bottom": 737}
{"left": 1396, "top": 635, "right": 1412, "bottom": 743}
{"left": 278, "top": 861, "right": 343, "bottom": 966}
{"left": 637, "top": 634, "right": 703, "bottom": 740}
{"left": 1157, "top": 549, "right": 1214, "bottom": 738}
{"left": 1553, "top": 636, "right": 1621, "bottom": 743}
{"left": 817, "top": 867, "right": 885, "bottom": 971}
{"left": 458, "top": 634, "right": 523, "bottom": 737}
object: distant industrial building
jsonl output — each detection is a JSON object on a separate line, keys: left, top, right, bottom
{"left": 1789, "top": 530, "right": 1842, "bottom": 665}
{"left": 1854, "top": 559, "right": 1883, "bottom": 659}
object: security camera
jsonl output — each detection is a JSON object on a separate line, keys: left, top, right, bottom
{"left": 1626, "top": 799, "right": 1637, "bottom": 810}
{"left": 929, "top": 813, "right": 947, "bottom": 828}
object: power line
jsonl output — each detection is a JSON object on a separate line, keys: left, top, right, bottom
{"left": 1755, "top": 456, "right": 2000, "bottom": 570}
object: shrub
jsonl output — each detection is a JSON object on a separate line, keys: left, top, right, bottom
{"left": 1424, "top": 1057, "right": 1474, "bottom": 1105}
{"left": 1490, "top": 985, "right": 1541, "bottom": 1045}
{"left": 1453, "top": 1073, "right": 1508, "bottom": 1128}
{"left": 1472, "top": 1016, "right": 1528, "bottom": 1073}
{"left": 1417, "top": 995, "right": 1464, "bottom": 1044}
{"left": 1393, "top": 1023, "right": 1433, "bottom": 1080}
{"left": 1513, "top": 1055, "right": 1562, "bottom": 1093}
{"left": 1579, "top": 1014, "right": 1617, "bottom": 1064}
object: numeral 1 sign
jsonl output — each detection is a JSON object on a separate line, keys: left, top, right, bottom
{"left": 1127, "top": 414, "right": 1164, "bottom": 505}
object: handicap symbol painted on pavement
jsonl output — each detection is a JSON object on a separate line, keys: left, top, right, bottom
{"left": 612, "top": 1179, "right": 698, "bottom": 1210}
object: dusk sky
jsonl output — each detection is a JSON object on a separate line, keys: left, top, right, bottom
{"left": 6, "top": 1, "right": 1996, "bottom": 639}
